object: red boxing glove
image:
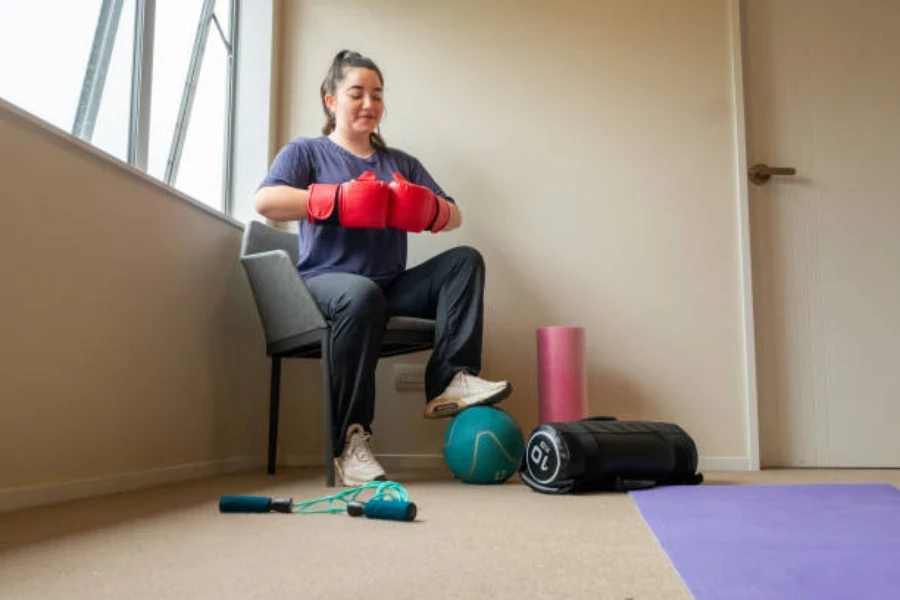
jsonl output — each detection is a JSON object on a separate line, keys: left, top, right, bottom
{"left": 430, "top": 195, "right": 451, "bottom": 232}
{"left": 307, "top": 171, "right": 391, "bottom": 229}
{"left": 388, "top": 172, "right": 452, "bottom": 233}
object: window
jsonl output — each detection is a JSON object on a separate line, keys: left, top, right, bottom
{"left": 0, "top": 0, "right": 238, "bottom": 214}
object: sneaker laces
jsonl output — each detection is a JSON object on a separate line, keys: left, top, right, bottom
{"left": 452, "top": 372, "right": 500, "bottom": 395}
{"left": 344, "top": 425, "right": 381, "bottom": 472}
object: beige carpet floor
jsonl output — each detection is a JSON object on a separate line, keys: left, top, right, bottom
{"left": 2, "top": 468, "right": 899, "bottom": 600}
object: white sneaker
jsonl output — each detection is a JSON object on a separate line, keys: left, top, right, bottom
{"left": 334, "top": 424, "right": 387, "bottom": 487}
{"left": 424, "top": 372, "right": 512, "bottom": 419}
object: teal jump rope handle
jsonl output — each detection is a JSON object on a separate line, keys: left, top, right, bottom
{"left": 347, "top": 499, "right": 417, "bottom": 522}
{"left": 219, "top": 495, "right": 292, "bottom": 513}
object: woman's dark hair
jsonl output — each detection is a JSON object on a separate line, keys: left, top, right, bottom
{"left": 321, "top": 50, "right": 387, "bottom": 152}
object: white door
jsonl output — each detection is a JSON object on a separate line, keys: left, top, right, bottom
{"left": 744, "top": 0, "right": 900, "bottom": 467}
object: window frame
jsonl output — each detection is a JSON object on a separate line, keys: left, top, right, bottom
{"left": 60, "top": 0, "right": 241, "bottom": 216}
{"left": 2, "top": 0, "right": 273, "bottom": 224}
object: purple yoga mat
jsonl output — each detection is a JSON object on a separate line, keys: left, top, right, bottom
{"left": 631, "top": 484, "right": 900, "bottom": 600}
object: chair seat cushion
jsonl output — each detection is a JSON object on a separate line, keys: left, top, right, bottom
{"left": 271, "top": 317, "right": 435, "bottom": 358}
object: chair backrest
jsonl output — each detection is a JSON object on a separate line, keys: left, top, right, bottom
{"left": 241, "top": 219, "right": 299, "bottom": 263}
{"left": 238, "top": 219, "right": 328, "bottom": 350}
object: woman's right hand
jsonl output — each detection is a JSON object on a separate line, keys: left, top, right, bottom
{"left": 253, "top": 185, "right": 310, "bottom": 221}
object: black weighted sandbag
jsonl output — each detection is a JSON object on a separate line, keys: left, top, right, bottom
{"left": 518, "top": 417, "right": 704, "bottom": 494}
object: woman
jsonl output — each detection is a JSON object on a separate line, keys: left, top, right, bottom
{"left": 254, "top": 50, "right": 511, "bottom": 486}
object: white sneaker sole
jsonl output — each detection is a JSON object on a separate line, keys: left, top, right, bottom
{"left": 424, "top": 382, "right": 513, "bottom": 419}
{"left": 333, "top": 458, "right": 386, "bottom": 487}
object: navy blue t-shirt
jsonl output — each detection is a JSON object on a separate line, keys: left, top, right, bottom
{"left": 258, "top": 136, "right": 454, "bottom": 287}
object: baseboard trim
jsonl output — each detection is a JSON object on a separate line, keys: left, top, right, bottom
{"left": 283, "top": 453, "right": 446, "bottom": 471}
{"left": 0, "top": 456, "right": 263, "bottom": 514}
{"left": 286, "top": 454, "right": 753, "bottom": 473}
{"left": 0, "top": 453, "right": 750, "bottom": 512}
{"left": 281, "top": 453, "right": 321, "bottom": 468}
{"left": 376, "top": 454, "right": 446, "bottom": 470}
{"left": 698, "top": 456, "right": 753, "bottom": 471}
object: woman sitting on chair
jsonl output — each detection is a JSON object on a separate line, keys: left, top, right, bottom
{"left": 254, "top": 50, "right": 512, "bottom": 486}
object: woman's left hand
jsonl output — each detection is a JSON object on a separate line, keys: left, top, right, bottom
{"left": 442, "top": 202, "right": 462, "bottom": 232}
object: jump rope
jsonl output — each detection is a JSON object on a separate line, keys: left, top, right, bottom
{"left": 218, "top": 481, "right": 417, "bottom": 522}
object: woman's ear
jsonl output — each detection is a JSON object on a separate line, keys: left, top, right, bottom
{"left": 324, "top": 93, "right": 336, "bottom": 114}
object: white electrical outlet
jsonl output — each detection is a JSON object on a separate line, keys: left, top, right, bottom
{"left": 394, "top": 363, "right": 426, "bottom": 391}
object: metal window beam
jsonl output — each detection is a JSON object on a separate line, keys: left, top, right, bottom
{"left": 164, "top": 0, "right": 217, "bottom": 186}
{"left": 73, "top": 0, "right": 125, "bottom": 142}
{"left": 222, "top": 0, "right": 240, "bottom": 216}
{"left": 128, "top": 0, "right": 155, "bottom": 169}
{"left": 212, "top": 13, "right": 231, "bottom": 51}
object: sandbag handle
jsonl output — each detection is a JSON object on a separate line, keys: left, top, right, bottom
{"left": 618, "top": 473, "right": 705, "bottom": 491}
{"left": 614, "top": 478, "right": 658, "bottom": 492}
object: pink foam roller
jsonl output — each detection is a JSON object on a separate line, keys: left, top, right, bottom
{"left": 537, "top": 327, "right": 588, "bottom": 423}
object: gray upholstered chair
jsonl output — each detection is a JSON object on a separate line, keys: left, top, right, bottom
{"left": 239, "top": 220, "right": 435, "bottom": 486}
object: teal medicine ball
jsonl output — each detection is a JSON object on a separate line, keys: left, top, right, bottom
{"left": 443, "top": 406, "right": 526, "bottom": 484}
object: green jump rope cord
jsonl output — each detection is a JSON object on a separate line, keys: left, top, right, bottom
{"left": 292, "top": 481, "right": 409, "bottom": 515}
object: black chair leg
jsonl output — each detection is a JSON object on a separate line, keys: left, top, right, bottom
{"left": 267, "top": 356, "right": 282, "bottom": 475}
{"left": 321, "top": 333, "right": 335, "bottom": 487}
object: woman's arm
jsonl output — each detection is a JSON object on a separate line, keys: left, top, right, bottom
{"left": 254, "top": 185, "right": 310, "bottom": 222}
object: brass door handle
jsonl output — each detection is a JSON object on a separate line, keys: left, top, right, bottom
{"left": 749, "top": 163, "right": 797, "bottom": 185}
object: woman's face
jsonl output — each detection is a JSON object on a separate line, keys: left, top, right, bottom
{"left": 326, "top": 67, "right": 384, "bottom": 140}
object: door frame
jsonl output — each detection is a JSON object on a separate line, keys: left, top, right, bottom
{"left": 728, "top": 0, "right": 760, "bottom": 470}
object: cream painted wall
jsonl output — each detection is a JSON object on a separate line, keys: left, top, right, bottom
{"left": 0, "top": 102, "right": 269, "bottom": 505}
{"left": 273, "top": 0, "right": 750, "bottom": 464}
